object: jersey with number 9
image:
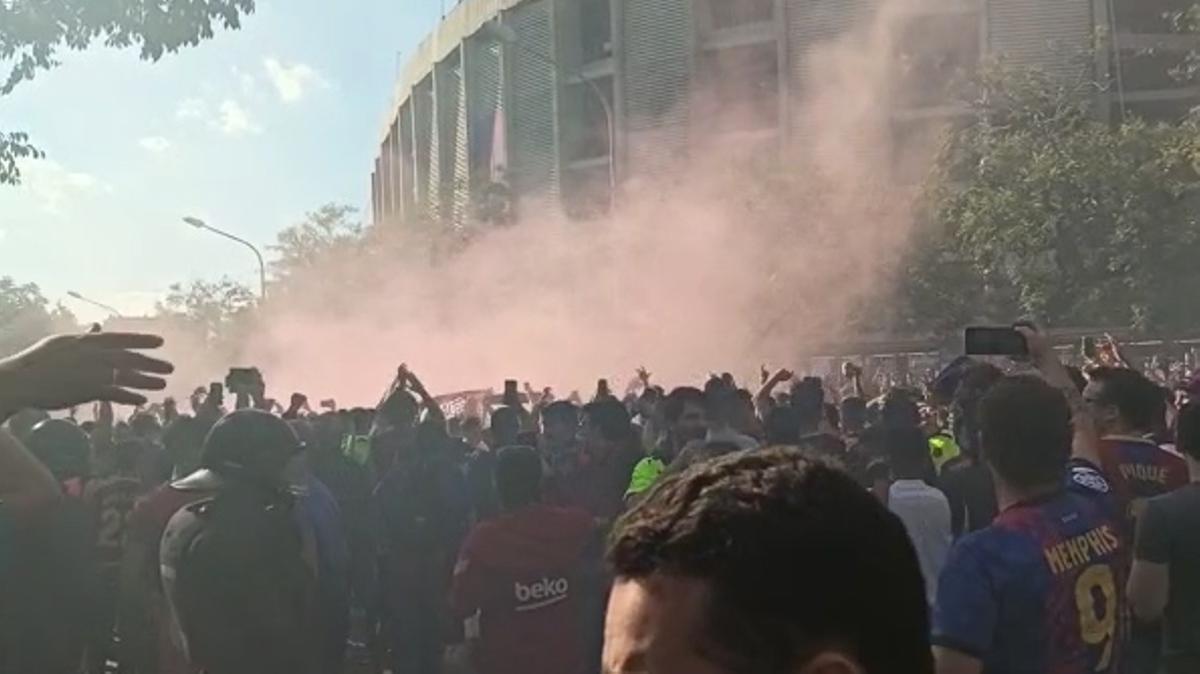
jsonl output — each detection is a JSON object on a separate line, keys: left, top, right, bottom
{"left": 933, "top": 487, "right": 1127, "bottom": 674}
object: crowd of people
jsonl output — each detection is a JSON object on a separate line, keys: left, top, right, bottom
{"left": 0, "top": 327, "right": 1197, "bottom": 674}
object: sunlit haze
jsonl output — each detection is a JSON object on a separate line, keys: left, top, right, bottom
{"left": 0, "top": 0, "right": 441, "bottom": 324}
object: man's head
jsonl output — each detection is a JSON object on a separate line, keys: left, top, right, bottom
{"left": 605, "top": 448, "right": 931, "bottom": 674}
{"left": 542, "top": 401, "right": 580, "bottom": 449}
{"left": 979, "top": 375, "right": 1071, "bottom": 491}
{"left": 462, "top": 415, "right": 484, "bottom": 444}
{"left": 1083, "top": 367, "right": 1164, "bottom": 437}
{"left": 416, "top": 417, "right": 449, "bottom": 456}
{"left": 494, "top": 445, "right": 543, "bottom": 510}
{"left": 637, "top": 387, "right": 662, "bottom": 420}
{"left": 129, "top": 411, "right": 163, "bottom": 440}
{"left": 201, "top": 410, "right": 303, "bottom": 484}
{"left": 26, "top": 419, "right": 92, "bottom": 482}
{"left": 885, "top": 425, "right": 930, "bottom": 481}
{"left": 704, "top": 387, "right": 742, "bottom": 431}
{"left": 490, "top": 406, "right": 522, "bottom": 449}
{"left": 377, "top": 389, "right": 419, "bottom": 430}
{"left": 790, "top": 377, "right": 825, "bottom": 435}
{"left": 164, "top": 415, "right": 207, "bottom": 476}
{"left": 951, "top": 362, "right": 1004, "bottom": 458}
{"left": 1175, "top": 401, "right": 1200, "bottom": 462}
{"left": 312, "top": 413, "right": 345, "bottom": 453}
{"left": 581, "top": 399, "right": 633, "bottom": 455}
{"left": 764, "top": 405, "right": 802, "bottom": 446}
{"left": 663, "top": 387, "right": 707, "bottom": 448}
{"left": 880, "top": 390, "right": 921, "bottom": 429}
{"left": 840, "top": 397, "right": 867, "bottom": 435}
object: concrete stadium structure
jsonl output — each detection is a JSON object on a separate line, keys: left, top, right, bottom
{"left": 370, "top": 0, "right": 1200, "bottom": 229}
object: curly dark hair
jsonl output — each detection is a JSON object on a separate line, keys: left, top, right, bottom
{"left": 607, "top": 447, "right": 932, "bottom": 674}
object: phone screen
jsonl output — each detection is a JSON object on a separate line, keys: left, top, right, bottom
{"left": 1082, "top": 337, "right": 1097, "bottom": 360}
{"left": 964, "top": 327, "right": 1028, "bottom": 356}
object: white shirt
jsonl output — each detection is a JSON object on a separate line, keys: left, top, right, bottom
{"left": 888, "top": 479, "right": 952, "bottom": 608}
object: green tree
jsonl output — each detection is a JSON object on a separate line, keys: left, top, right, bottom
{"left": 156, "top": 277, "right": 255, "bottom": 346}
{"left": 1, "top": 0, "right": 255, "bottom": 184}
{"left": 907, "top": 63, "right": 1200, "bottom": 334}
{"left": 0, "top": 276, "right": 78, "bottom": 355}
{"left": 268, "top": 203, "right": 364, "bottom": 279}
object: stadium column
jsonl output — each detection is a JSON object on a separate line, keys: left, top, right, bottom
{"left": 430, "top": 59, "right": 448, "bottom": 226}
{"left": 611, "top": 0, "right": 627, "bottom": 181}
{"left": 1089, "top": 0, "right": 1113, "bottom": 123}
{"left": 509, "top": 0, "right": 559, "bottom": 200}
{"left": 381, "top": 129, "right": 395, "bottom": 225}
{"left": 499, "top": 9, "right": 516, "bottom": 179}
{"left": 412, "top": 75, "right": 435, "bottom": 221}
{"left": 400, "top": 101, "right": 417, "bottom": 220}
{"left": 390, "top": 116, "right": 406, "bottom": 225}
{"left": 620, "top": 0, "right": 694, "bottom": 177}
{"left": 460, "top": 37, "right": 475, "bottom": 228}
{"left": 371, "top": 158, "right": 381, "bottom": 227}
{"left": 550, "top": 0, "right": 569, "bottom": 208}
{"left": 434, "top": 52, "right": 455, "bottom": 226}
{"left": 774, "top": 0, "right": 790, "bottom": 151}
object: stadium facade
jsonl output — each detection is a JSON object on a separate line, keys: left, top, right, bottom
{"left": 370, "top": 0, "right": 1200, "bottom": 229}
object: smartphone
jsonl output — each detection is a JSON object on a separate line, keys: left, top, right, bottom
{"left": 1082, "top": 336, "right": 1098, "bottom": 360}
{"left": 208, "top": 382, "right": 225, "bottom": 406}
{"left": 597, "top": 378, "right": 611, "bottom": 396}
{"left": 225, "top": 367, "right": 255, "bottom": 394}
{"left": 497, "top": 379, "right": 519, "bottom": 408}
{"left": 964, "top": 327, "right": 1028, "bottom": 356}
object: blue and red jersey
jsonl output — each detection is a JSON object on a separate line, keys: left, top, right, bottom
{"left": 933, "top": 463, "right": 1127, "bottom": 674}
{"left": 1096, "top": 436, "right": 1187, "bottom": 535}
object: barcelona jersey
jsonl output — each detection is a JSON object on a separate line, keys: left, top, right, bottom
{"left": 1096, "top": 436, "right": 1187, "bottom": 534}
{"left": 933, "top": 463, "right": 1126, "bottom": 674}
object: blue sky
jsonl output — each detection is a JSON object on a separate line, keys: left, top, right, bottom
{"left": 0, "top": 0, "right": 443, "bottom": 323}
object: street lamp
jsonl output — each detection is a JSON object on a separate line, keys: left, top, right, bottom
{"left": 66, "top": 290, "right": 122, "bottom": 318}
{"left": 481, "top": 20, "right": 617, "bottom": 214}
{"left": 182, "top": 216, "right": 267, "bottom": 300}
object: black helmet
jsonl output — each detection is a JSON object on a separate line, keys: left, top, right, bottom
{"left": 25, "top": 419, "right": 91, "bottom": 481}
{"left": 201, "top": 410, "right": 303, "bottom": 481}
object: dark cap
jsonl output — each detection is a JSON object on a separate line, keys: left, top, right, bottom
{"left": 201, "top": 410, "right": 303, "bottom": 480}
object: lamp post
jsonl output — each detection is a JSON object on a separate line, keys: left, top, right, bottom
{"left": 482, "top": 20, "right": 617, "bottom": 214}
{"left": 182, "top": 216, "right": 267, "bottom": 301}
{"left": 66, "top": 290, "right": 122, "bottom": 318}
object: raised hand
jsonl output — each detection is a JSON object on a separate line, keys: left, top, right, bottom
{"left": 0, "top": 332, "right": 173, "bottom": 420}
{"left": 406, "top": 369, "right": 430, "bottom": 398}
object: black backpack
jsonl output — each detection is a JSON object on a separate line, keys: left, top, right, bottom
{"left": 161, "top": 482, "right": 317, "bottom": 674}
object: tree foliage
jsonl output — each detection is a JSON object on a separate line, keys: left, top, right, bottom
{"left": 156, "top": 276, "right": 255, "bottom": 346}
{"left": 904, "top": 63, "right": 1200, "bottom": 334}
{"left": 0, "top": 0, "right": 255, "bottom": 184}
{"left": 0, "top": 130, "right": 43, "bottom": 185}
{"left": 268, "top": 203, "right": 364, "bottom": 279}
{"left": 0, "top": 276, "right": 78, "bottom": 355}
